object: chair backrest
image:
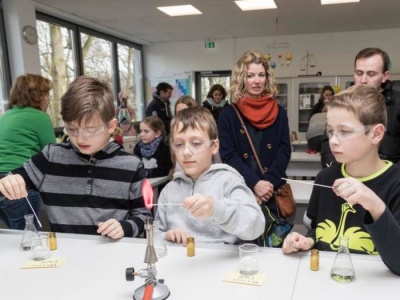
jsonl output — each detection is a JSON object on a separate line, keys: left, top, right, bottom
{"left": 290, "top": 131, "right": 298, "bottom": 143}
{"left": 122, "top": 136, "right": 138, "bottom": 153}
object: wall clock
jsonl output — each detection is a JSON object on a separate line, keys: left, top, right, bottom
{"left": 22, "top": 25, "right": 38, "bottom": 45}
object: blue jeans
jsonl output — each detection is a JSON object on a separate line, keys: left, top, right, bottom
{"left": 0, "top": 189, "right": 41, "bottom": 230}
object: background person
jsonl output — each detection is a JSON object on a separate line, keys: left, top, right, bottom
{"left": 0, "top": 74, "right": 55, "bottom": 229}
{"left": 321, "top": 48, "right": 400, "bottom": 166}
{"left": 282, "top": 85, "right": 400, "bottom": 276}
{"left": 146, "top": 82, "right": 173, "bottom": 135}
{"left": 218, "top": 51, "right": 291, "bottom": 215}
{"left": 308, "top": 85, "right": 334, "bottom": 120}
{"left": 202, "top": 84, "right": 229, "bottom": 123}
{"left": 353, "top": 47, "right": 400, "bottom": 163}
{"left": 133, "top": 116, "right": 172, "bottom": 178}
{"left": 174, "top": 95, "right": 197, "bottom": 115}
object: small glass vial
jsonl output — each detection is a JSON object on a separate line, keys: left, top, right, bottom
{"left": 310, "top": 249, "right": 319, "bottom": 271}
{"left": 187, "top": 237, "right": 195, "bottom": 257}
{"left": 20, "top": 214, "right": 39, "bottom": 251}
{"left": 48, "top": 232, "right": 57, "bottom": 251}
{"left": 330, "top": 236, "right": 355, "bottom": 283}
{"left": 152, "top": 221, "right": 167, "bottom": 258}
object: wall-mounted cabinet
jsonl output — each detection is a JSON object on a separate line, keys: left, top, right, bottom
{"left": 276, "top": 76, "right": 353, "bottom": 140}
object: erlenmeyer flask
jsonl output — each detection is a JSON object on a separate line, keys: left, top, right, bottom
{"left": 330, "top": 236, "right": 355, "bottom": 282}
{"left": 152, "top": 221, "right": 167, "bottom": 258}
{"left": 20, "top": 214, "right": 39, "bottom": 251}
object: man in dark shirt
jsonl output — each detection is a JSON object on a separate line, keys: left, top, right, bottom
{"left": 353, "top": 47, "right": 400, "bottom": 163}
{"left": 146, "top": 82, "right": 173, "bottom": 135}
{"left": 322, "top": 48, "right": 400, "bottom": 166}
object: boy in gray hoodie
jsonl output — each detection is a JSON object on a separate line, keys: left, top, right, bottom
{"left": 155, "top": 107, "right": 265, "bottom": 245}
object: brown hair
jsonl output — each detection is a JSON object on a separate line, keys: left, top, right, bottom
{"left": 207, "top": 84, "right": 227, "bottom": 99}
{"left": 60, "top": 76, "right": 115, "bottom": 126}
{"left": 170, "top": 107, "right": 217, "bottom": 141}
{"left": 142, "top": 116, "right": 166, "bottom": 137}
{"left": 325, "top": 84, "right": 387, "bottom": 127}
{"left": 8, "top": 74, "right": 52, "bottom": 110}
{"left": 354, "top": 48, "right": 391, "bottom": 73}
{"left": 230, "top": 50, "right": 278, "bottom": 103}
{"left": 174, "top": 95, "right": 197, "bottom": 114}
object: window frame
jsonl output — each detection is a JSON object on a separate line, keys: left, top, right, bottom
{"left": 36, "top": 12, "right": 145, "bottom": 119}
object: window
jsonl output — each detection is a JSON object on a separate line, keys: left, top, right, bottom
{"left": 118, "top": 44, "right": 143, "bottom": 121}
{"left": 81, "top": 32, "right": 113, "bottom": 90}
{"left": 37, "top": 19, "right": 76, "bottom": 126}
{"left": 36, "top": 13, "right": 144, "bottom": 127}
{"left": 0, "top": 3, "right": 11, "bottom": 115}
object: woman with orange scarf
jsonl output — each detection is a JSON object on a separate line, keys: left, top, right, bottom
{"left": 218, "top": 51, "right": 291, "bottom": 233}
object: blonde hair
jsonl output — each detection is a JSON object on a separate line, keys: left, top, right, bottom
{"left": 325, "top": 85, "right": 387, "bottom": 127}
{"left": 174, "top": 96, "right": 197, "bottom": 114}
{"left": 229, "top": 50, "right": 278, "bottom": 103}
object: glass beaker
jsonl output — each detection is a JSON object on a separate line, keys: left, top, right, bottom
{"left": 330, "top": 236, "right": 355, "bottom": 283}
{"left": 20, "top": 214, "right": 39, "bottom": 251}
{"left": 152, "top": 221, "right": 167, "bottom": 258}
{"left": 31, "top": 233, "right": 51, "bottom": 261}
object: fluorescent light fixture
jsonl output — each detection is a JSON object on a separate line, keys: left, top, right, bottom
{"left": 321, "top": 0, "right": 360, "bottom": 5}
{"left": 235, "top": 0, "right": 277, "bottom": 11}
{"left": 157, "top": 5, "right": 202, "bottom": 16}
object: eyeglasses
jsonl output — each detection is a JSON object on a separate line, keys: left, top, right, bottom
{"left": 65, "top": 124, "right": 108, "bottom": 138}
{"left": 326, "top": 125, "right": 373, "bottom": 141}
{"left": 172, "top": 140, "right": 215, "bottom": 155}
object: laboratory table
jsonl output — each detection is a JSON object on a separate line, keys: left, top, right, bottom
{"left": 0, "top": 229, "right": 398, "bottom": 300}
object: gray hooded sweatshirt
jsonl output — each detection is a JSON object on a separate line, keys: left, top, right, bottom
{"left": 155, "top": 164, "right": 265, "bottom": 244}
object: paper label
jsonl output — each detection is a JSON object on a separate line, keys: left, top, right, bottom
{"left": 222, "top": 269, "right": 266, "bottom": 286}
{"left": 22, "top": 257, "right": 67, "bottom": 269}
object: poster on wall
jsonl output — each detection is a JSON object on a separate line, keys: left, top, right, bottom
{"left": 145, "top": 72, "right": 192, "bottom": 114}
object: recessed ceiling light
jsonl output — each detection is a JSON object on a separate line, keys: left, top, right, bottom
{"left": 321, "top": 0, "right": 360, "bottom": 5}
{"left": 235, "top": 0, "right": 277, "bottom": 11}
{"left": 157, "top": 5, "right": 202, "bottom": 16}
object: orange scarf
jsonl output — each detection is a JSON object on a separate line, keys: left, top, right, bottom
{"left": 236, "top": 95, "right": 278, "bottom": 129}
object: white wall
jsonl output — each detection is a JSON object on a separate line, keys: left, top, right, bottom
{"left": 5, "top": 2, "right": 400, "bottom": 91}
{"left": 145, "top": 28, "right": 400, "bottom": 79}
{"left": 3, "top": 0, "right": 41, "bottom": 80}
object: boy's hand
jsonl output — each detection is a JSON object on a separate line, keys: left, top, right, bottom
{"left": 97, "top": 219, "right": 124, "bottom": 239}
{"left": 165, "top": 228, "right": 191, "bottom": 245}
{"left": 0, "top": 174, "right": 28, "bottom": 200}
{"left": 282, "top": 232, "right": 314, "bottom": 254}
{"left": 254, "top": 180, "right": 274, "bottom": 202}
{"left": 183, "top": 193, "right": 214, "bottom": 219}
{"left": 333, "top": 178, "right": 385, "bottom": 221}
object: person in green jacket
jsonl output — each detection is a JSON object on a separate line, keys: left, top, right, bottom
{"left": 0, "top": 74, "right": 55, "bottom": 229}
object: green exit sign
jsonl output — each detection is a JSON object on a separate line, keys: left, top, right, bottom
{"left": 205, "top": 39, "right": 215, "bottom": 49}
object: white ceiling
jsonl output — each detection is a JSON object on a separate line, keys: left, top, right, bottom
{"left": 34, "top": 0, "right": 400, "bottom": 44}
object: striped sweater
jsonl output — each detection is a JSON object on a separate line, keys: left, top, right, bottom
{"left": 13, "top": 142, "right": 151, "bottom": 237}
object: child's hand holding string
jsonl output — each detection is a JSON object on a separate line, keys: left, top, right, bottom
{"left": 333, "top": 178, "right": 385, "bottom": 221}
{"left": 0, "top": 174, "right": 28, "bottom": 200}
{"left": 183, "top": 193, "right": 214, "bottom": 219}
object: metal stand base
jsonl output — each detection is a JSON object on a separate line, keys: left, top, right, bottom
{"left": 133, "top": 281, "right": 170, "bottom": 300}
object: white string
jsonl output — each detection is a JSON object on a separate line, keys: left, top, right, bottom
{"left": 152, "top": 203, "right": 182, "bottom": 206}
{"left": 25, "top": 197, "right": 42, "bottom": 228}
{"left": 281, "top": 178, "right": 333, "bottom": 189}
